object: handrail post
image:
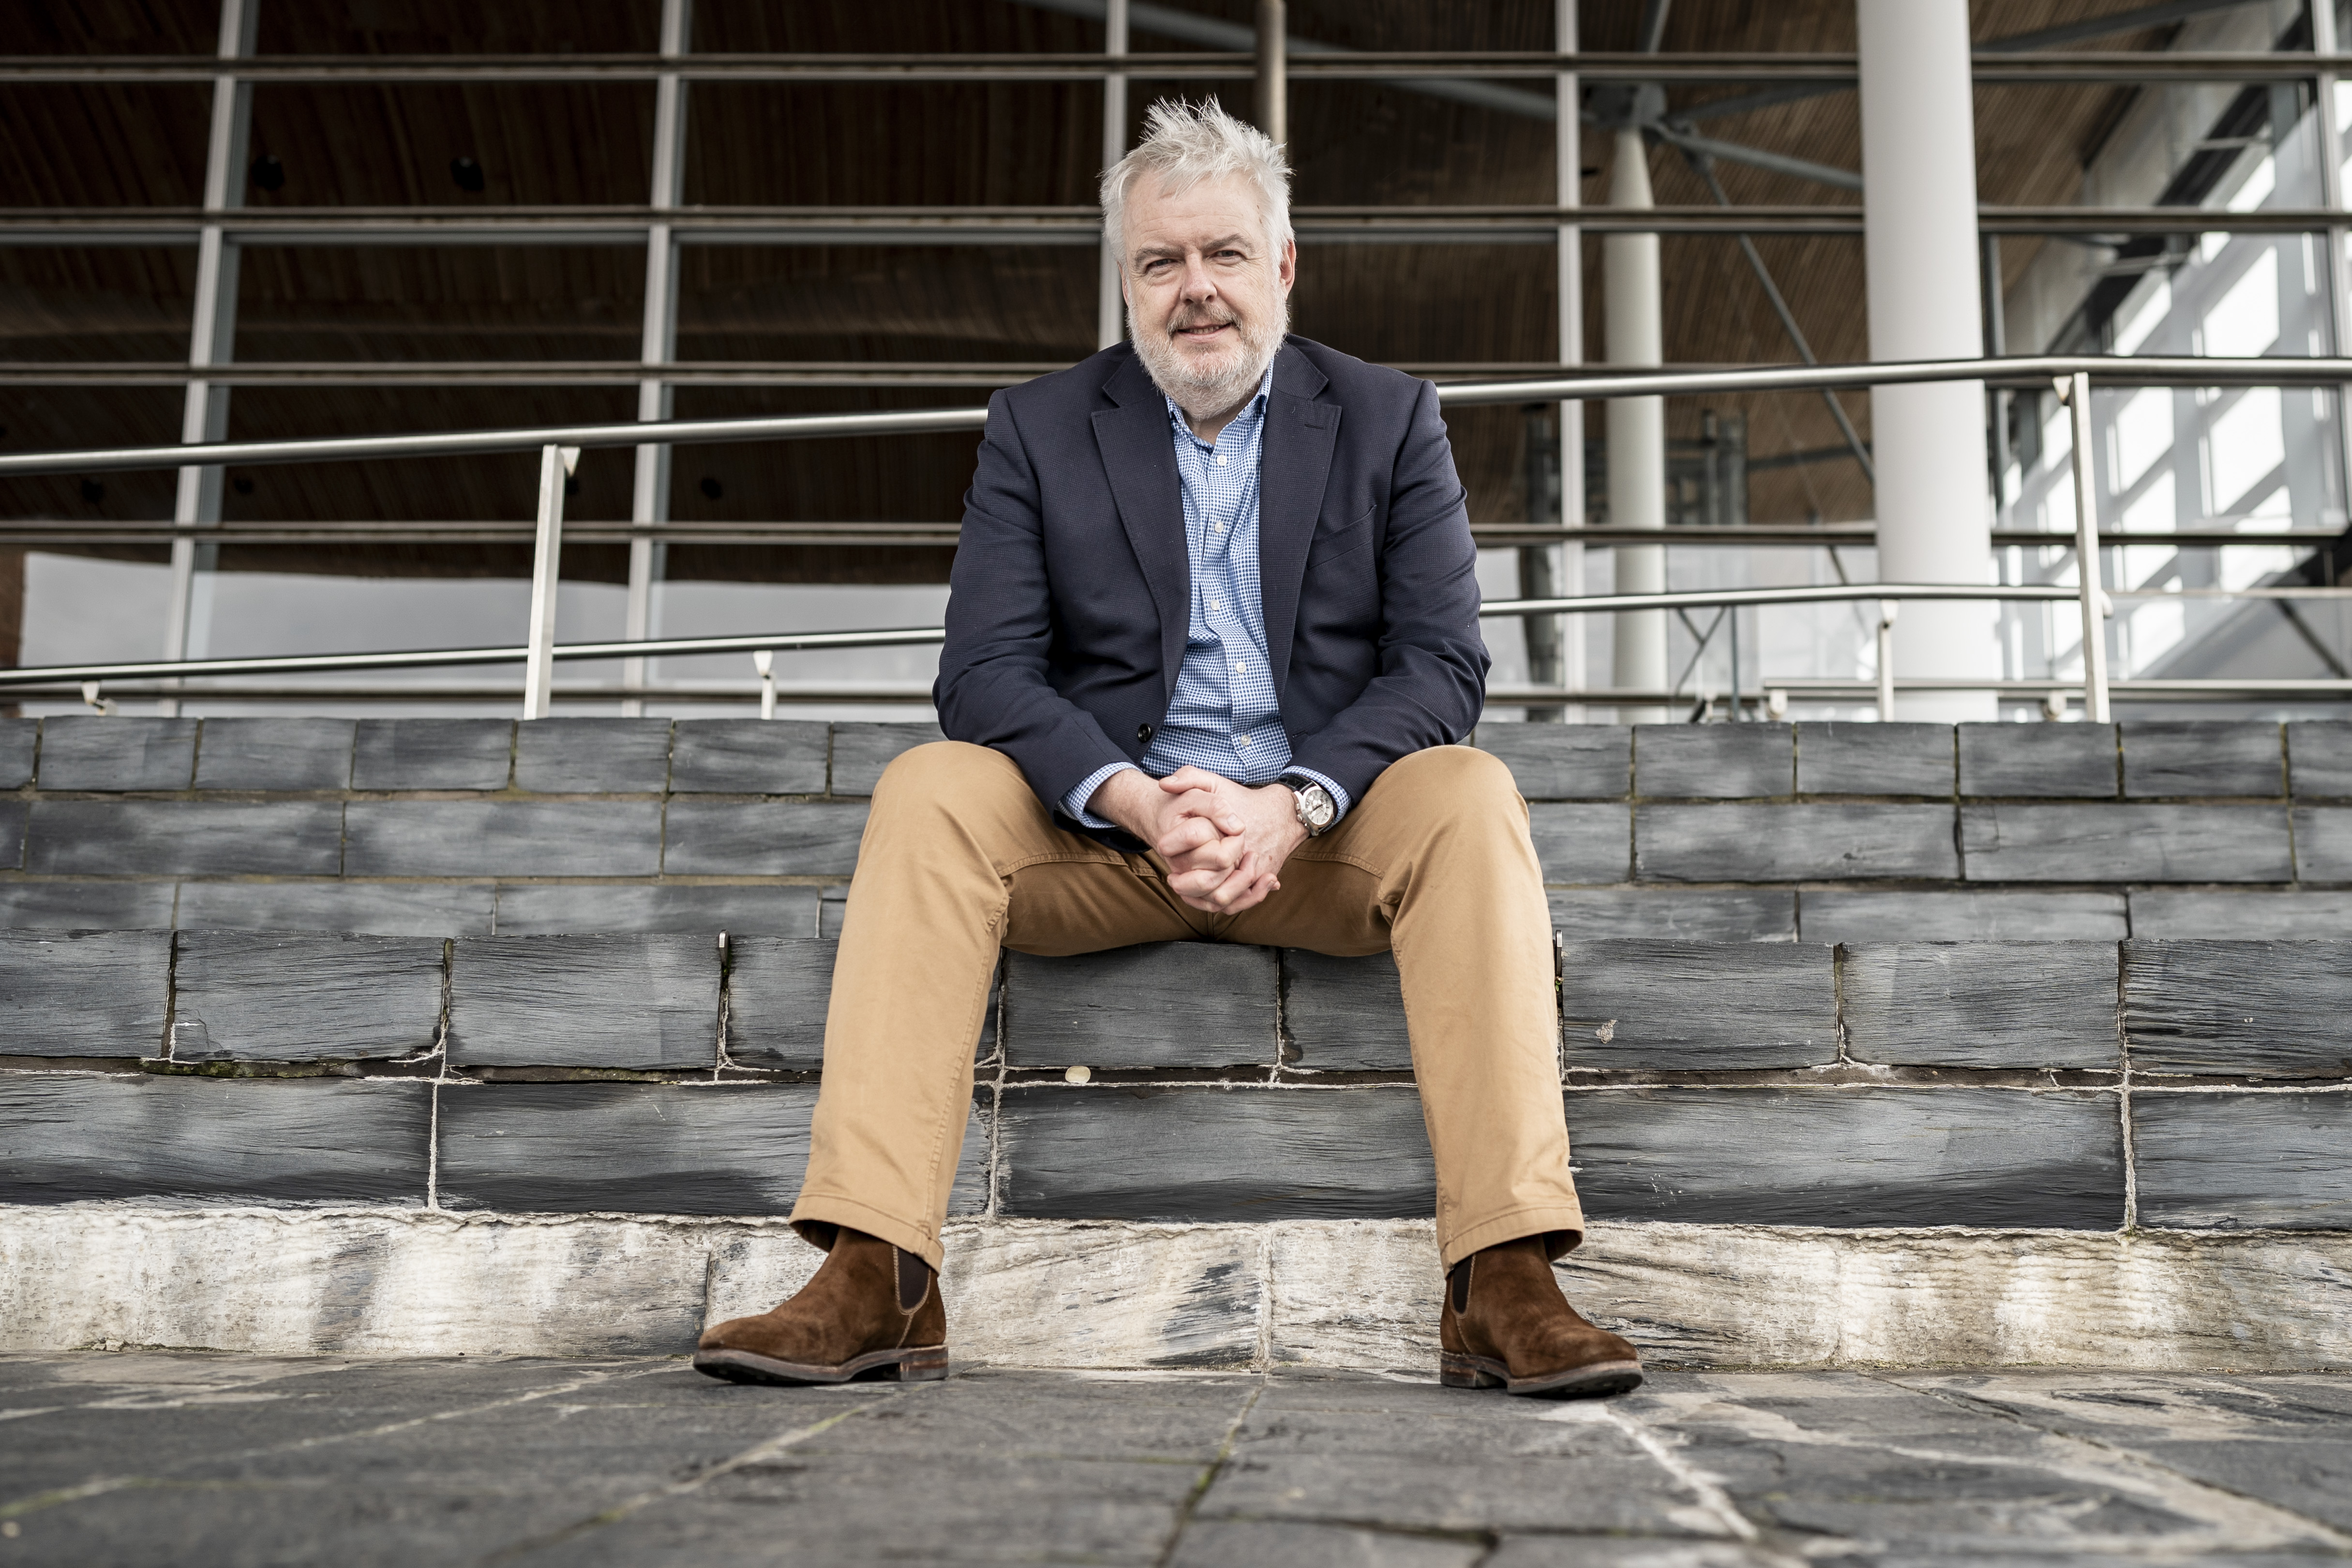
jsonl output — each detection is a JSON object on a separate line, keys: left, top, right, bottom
{"left": 522, "top": 444, "right": 578, "bottom": 720}
{"left": 2063, "top": 370, "right": 2111, "bottom": 721}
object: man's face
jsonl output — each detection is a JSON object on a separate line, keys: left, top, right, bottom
{"left": 1121, "top": 172, "right": 1296, "bottom": 416}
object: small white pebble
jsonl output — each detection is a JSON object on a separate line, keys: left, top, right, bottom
{"left": 1064, "top": 1065, "right": 1093, "bottom": 1084}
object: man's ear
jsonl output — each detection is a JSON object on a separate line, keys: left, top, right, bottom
{"left": 1277, "top": 238, "right": 1297, "bottom": 297}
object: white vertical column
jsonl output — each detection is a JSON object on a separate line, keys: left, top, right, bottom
{"left": 160, "top": 0, "right": 258, "bottom": 706}
{"left": 1097, "top": 0, "right": 1129, "bottom": 351}
{"left": 1554, "top": 0, "right": 1586, "bottom": 719}
{"left": 1857, "top": 0, "right": 1997, "bottom": 721}
{"left": 1605, "top": 128, "right": 1666, "bottom": 722}
{"left": 623, "top": 0, "right": 692, "bottom": 717}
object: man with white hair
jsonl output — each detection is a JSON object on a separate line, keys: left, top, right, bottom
{"left": 695, "top": 99, "right": 1641, "bottom": 1400}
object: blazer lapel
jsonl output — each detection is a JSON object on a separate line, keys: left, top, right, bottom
{"left": 1092, "top": 353, "right": 1191, "bottom": 695}
{"left": 1258, "top": 343, "right": 1339, "bottom": 698}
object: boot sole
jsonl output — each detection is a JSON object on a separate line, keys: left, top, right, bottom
{"left": 692, "top": 1344, "right": 949, "bottom": 1387}
{"left": 1440, "top": 1351, "right": 1644, "bottom": 1400}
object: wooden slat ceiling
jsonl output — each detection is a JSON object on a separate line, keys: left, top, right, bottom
{"left": 0, "top": 0, "right": 2277, "bottom": 581}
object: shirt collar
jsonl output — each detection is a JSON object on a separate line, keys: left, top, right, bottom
{"left": 1165, "top": 363, "right": 1276, "bottom": 448}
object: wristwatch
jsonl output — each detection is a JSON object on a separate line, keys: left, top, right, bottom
{"left": 1281, "top": 773, "right": 1337, "bottom": 837}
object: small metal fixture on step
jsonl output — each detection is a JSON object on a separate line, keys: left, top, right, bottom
{"left": 752, "top": 649, "right": 776, "bottom": 719}
{"left": 2044, "top": 688, "right": 2070, "bottom": 721}
{"left": 1875, "top": 600, "right": 1898, "bottom": 722}
{"left": 79, "top": 681, "right": 115, "bottom": 715}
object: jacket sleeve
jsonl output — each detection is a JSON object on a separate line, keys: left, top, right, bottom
{"left": 1284, "top": 377, "right": 1489, "bottom": 800}
{"left": 932, "top": 390, "right": 1136, "bottom": 814}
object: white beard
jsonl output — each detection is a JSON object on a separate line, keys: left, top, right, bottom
{"left": 1131, "top": 294, "right": 1288, "bottom": 421}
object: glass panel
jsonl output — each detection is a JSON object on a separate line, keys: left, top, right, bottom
{"left": 244, "top": 85, "right": 656, "bottom": 207}
{"left": 236, "top": 247, "right": 647, "bottom": 364}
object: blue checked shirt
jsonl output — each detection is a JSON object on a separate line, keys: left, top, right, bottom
{"left": 1062, "top": 369, "right": 1353, "bottom": 832}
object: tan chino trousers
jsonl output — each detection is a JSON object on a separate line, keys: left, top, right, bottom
{"left": 791, "top": 740, "right": 1585, "bottom": 1270}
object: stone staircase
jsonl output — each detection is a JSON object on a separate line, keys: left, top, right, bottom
{"left": 1, "top": 716, "right": 2347, "bottom": 1370}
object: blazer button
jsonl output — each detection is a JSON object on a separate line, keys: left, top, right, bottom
{"left": 1138, "top": 724, "right": 1154, "bottom": 744}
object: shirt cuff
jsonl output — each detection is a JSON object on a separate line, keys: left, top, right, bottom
{"left": 1284, "top": 766, "right": 1353, "bottom": 824}
{"left": 1061, "top": 761, "right": 1141, "bottom": 830}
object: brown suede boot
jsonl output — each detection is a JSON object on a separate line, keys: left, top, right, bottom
{"left": 693, "top": 1227, "right": 948, "bottom": 1386}
{"left": 1439, "top": 1235, "right": 1643, "bottom": 1399}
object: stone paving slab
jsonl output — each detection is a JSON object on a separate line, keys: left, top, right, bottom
{"left": 1, "top": 1359, "right": 2347, "bottom": 1567}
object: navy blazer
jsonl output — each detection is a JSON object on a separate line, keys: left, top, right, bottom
{"left": 934, "top": 335, "right": 1488, "bottom": 835}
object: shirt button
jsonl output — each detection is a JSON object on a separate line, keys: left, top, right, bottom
{"left": 1234, "top": 661, "right": 1247, "bottom": 672}
{"left": 1215, "top": 455, "right": 1228, "bottom": 466}
{"left": 1238, "top": 735, "right": 1253, "bottom": 747}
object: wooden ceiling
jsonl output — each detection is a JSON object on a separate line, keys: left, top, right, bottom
{"left": 0, "top": 0, "right": 2280, "bottom": 580}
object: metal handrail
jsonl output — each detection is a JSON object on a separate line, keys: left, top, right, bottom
{"left": 5, "top": 354, "right": 2352, "bottom": 478}
{"left": 6, "top": 353, "right": 2348, "bottom": 720}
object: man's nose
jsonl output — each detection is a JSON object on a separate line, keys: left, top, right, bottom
{"left": 1178, "top": 256, "right": 1217, "bottom": 299}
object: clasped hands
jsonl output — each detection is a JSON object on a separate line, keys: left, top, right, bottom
{"left": 1089, "top": 765, "right": 1305, "bottom": 915}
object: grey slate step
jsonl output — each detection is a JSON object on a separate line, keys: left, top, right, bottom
{"left": 2127, "top": 888, "right": 2352, "bottom": 939}
{"left": 515, "top": 717, "right": 673, "bottom": 793}
{"left": 1280, "top": 950, "right": 1409, "bottom": 1070}
{"left": 192, "top": 718, "right": 355, "bottom": 791}
{"left": 0, "top": 929, "right": 170, "bottom": 1058}
{"left": 661, "top": 801, "right": 868, "bottom": 877}
{"left": 669, "top": 720, "right": 828, "bottom": 795}
{"left": 2122, "top": 939, "right": 2352, "bottom": 1077}
{"left": 0, "top": 881, "right": 176, "bottom": 932}
{"left": 2120, "top": 721, "right": 2284, "bottom": 798}
{"left": 344, "top": 801, "right": 661, "bottom": 878}
{"left": 1558, "top": 940, "right": 1834, "bottom": 1070}
{"left": 1548, "top": 888, "right": 1796, "bottom": 942}
{"left": 1797, "top": 889, "right": 2127, "bottom": 943}
{"left": 1959, "top": 804, "right": 2293, "bottom": 882}
{"left": 1960, "top": 723, "right": 2117, "bottom": 798}
{"left": 1636, "top": 803, "right": 1958, "bottom": 881}
{"left": 2289, "top": 721, "right": 2352, "bottom": 798}
{"left": 0, "top": 1073, "right": 430, "bottom": 1205}
{"left": 169, "top": 931, "right": 443, "bottom": 1063}
{"left": 995, "top": 1086, "right": 1436, "bottom": 1222}
{"left": 493, "top": 883, "right": 821, "bottom": 937}
{"left": 27, "top": 801, "right": 344, "bottom": 877}
{"left": 177, "top": 881, "right": 495, "bottom": 937}
{"left": 36, "top": 717, "right": 197, "bottom": 791}
{"left": 448, "top": 933, "right": 721, "bottom": 1070}
{"left": 1634, "top": 724, "right": 1792, "bottom": 799}
{"left": 1527, "top": 803, "right": 1632, "bottom": 882}
{"left": 1795, "top": 722, "right": 1953, "bottom": 797}
{"left": 2131, "top": 1090, "right": 2352, "bottom": 1229}
{"left": 0, "top": 719, "right": 35, "bottom": 789}
{"left": 829, "top": 723, "right": 946, "bottom": 797}
{"left": 1841, "top": 942, "right": 2119, "bottom": 1068}
{"left": 434, "top": 1080, "right": 988, "bottom": 1216}
{"left": 351, "top": 718, "right": 513, "bottom": 791}
{"left": 2293, "top": 807, "right": 2352, "bottom": 881}
{"left": 1563, "top": 1085, "right": 2125, "bottom": 1228}
{"left": 1007, "top": 944, "right": 1279, "bottom": 1069}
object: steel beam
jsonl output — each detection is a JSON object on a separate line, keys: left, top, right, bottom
{"left": 158, "top": 0, "right": 258, "bottom": 717}
{"left": 15, "top": 205, "right": 2352, "bottom": 246}
{"left": 1097, "top": 0, "right": 1128, "bottom": 353}
{"left": 11, "top": 51, "right": 2352, "bottom": 85}
{"left": 622, "top": 0, "right": 692, "bottom": 717}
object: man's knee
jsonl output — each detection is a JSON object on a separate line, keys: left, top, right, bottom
{"left": 871, "top": 740, "right": 1026, "bottom": 815}
{"left": 1389, "top": 743, "right": 1522, "bottom": 806}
